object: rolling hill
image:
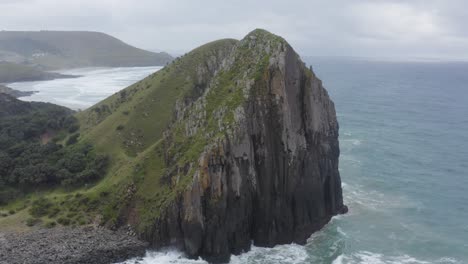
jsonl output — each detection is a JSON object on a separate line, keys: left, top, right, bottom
{"left": 0, "top": 31, "right": 173, "bottom": 70}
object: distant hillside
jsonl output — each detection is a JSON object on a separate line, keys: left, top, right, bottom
{"left": 0, "top": 31, "right": 173, "bottom": 70}
{"left": 0, "top": 84, "right": 35, "bottom": 97}
{"left": 0, "top": 61, "right": 76, "bottom": 83}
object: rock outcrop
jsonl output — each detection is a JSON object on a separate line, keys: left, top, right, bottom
{"left": 75, "top": 28, "right": 346, "bottom": 263}
{"left": 134, "top": 29, "right": 347, "bottom": 263}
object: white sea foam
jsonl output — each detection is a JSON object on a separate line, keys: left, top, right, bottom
{"left": 121, "top": 248, "right": 460, "bottom": 264}
{"left": 118, "top": 244, "right": 309, "bottom": 264}
{"left": 230, "top": 244, "right": 308, "bottom": 264}
{"left": 332, "top": 251, "right": 460, "bottom": 264}
{"left": 118, "top": 249, "right": 207, "bottom": 264}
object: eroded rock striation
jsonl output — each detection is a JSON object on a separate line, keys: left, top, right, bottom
{"left": 134, "top": 29, "right": 347, "bottom": 262}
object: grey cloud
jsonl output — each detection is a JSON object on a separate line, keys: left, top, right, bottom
{"left": 0, "top": 0, "right": 466, "bottom": 60}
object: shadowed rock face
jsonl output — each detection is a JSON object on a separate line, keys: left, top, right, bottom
{"left": 138, "top": 29, "right": 347, "bottom": 263}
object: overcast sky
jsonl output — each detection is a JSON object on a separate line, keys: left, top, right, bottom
{"left": 1, "top": 0, "right": 467, "bottom": 60}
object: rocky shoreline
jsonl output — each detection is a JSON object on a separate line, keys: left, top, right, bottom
{"left": 0, "top": 226, "right": 147, "bottom": 264}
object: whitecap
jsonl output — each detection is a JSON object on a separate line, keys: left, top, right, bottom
{"left": 117, "top": 249, "right": 207, "bottom": 264}
{"left": 119, "top": 244, "right": 309, "bottom": 264}
{"left": 332, "top": 251, "right": 462, "bottom": 264}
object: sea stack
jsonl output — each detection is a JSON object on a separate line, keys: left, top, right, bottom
{"left": 79, "top": 29, "right": 346, "bottom": 263}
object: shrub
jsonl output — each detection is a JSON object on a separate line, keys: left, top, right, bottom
{"left": 45, "top": 221, "right": 57, "bottom": 228}
{"left": 78, "top": 219, "right": 87, "bottom": 226}
{"left": 79, "top": 196, "right": 90, "bottom": 206}
{"left": 30, "top": 197, "right": 53, "bottom": 217}
{"left": 26, "top": 217, "right": 41, "bottom": 226}
{"left": 67, "top": 124, "right": 80, "bottom": 133}
{"left": 66, "top": 133, "right": 80, "bottom": 146}
{"left": 47, "top": 207, "right": 60, "bottom": 218}
{"left": 57, "top": 217, "right": 71, "bottom": 226}
{"left": 8, "top": 209, "right": 15, "bottom": 215}
{"left": 66, "top": 212, "right": 77, "bottom": 218}
{"left": 99, "top": 191, "right": 109, "bottom": 197}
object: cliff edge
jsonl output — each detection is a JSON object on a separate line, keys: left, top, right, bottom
{"left": 78, "top": 29, "right": 347, "bottom": 263}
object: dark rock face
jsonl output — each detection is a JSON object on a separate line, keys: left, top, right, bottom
{"left": 140, "top": 30, "right": 346, "bottom": 263}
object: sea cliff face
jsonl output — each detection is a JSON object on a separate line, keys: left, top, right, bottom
{"left": 132, "top": 29, "right": 346, "bottom": 262}
{"left": 73, "top": 29, "right": 346, "bottom": 263}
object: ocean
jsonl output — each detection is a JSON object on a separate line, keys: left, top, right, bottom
{"left": 10, "top": 59, "right": 468, "bottom": 264}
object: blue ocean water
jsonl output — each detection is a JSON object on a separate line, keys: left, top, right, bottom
{"left": 301, "top": 58, "right": 468, "bottom": 263}
{"left": 12, "top": 62, "right": 467, "bottom": 263}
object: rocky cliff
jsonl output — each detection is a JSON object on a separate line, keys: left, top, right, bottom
{"left": 78, "top": 29, "right": 346, "bottom": 263}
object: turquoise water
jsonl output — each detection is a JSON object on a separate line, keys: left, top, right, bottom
{"left": 121, "top": 59, "right": 468, "bottom": 264}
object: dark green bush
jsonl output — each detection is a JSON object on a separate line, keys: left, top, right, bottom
{"left": 66, "top": 133, "right": 80, "bottom": 145}
{"left": 78, "top": 219, "right": 87, "bottom": 226}
{"left": 29, "top": 197, "right": 53, "bottom": 217}
{"left": 45, "top": 221, "right": 57, "bottom": 228}
{"left": 57, "top": 217, "right": 71, "bottom": 226}
{"left": 26, "top": 217, "right": 41, "bottom": 226}
{"left": 66, "top": 211, "right": 77, "bottom": 218}
{"left": 47, "top": 207, "right": 60, "bottom": 218}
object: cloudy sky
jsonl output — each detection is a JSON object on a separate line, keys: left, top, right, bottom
{"left": 1, "top": 0, "right": 467, "bottom": 60}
